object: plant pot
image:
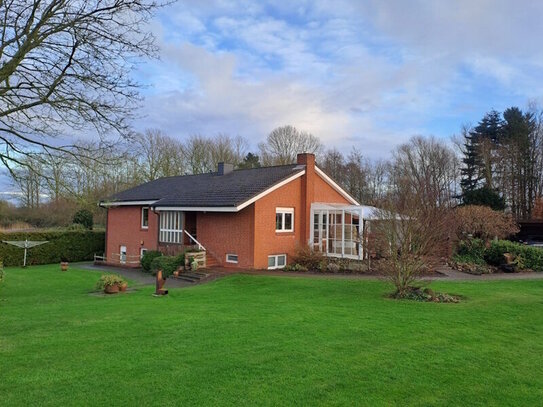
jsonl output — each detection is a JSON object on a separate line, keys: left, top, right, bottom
{"left": 60, "top": 262, "right": 69, "bottom": 271}
{"left": 104, "top": 284, "right": 119, "bottom": 294}
{"left": 118, "top": 282, "right": 127, "bottom": 292}
{"left": 173, "top": 270, "right": 179, "bottom": 277}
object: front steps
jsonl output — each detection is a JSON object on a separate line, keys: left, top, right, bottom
{"left": 172, "top": 271, "right": 210, "bottom": 284}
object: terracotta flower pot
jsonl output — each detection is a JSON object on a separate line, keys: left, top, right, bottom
{"left": 104, "top": 284, "right": 119, "bottom": 294}
{"left": 60, "top": 262, "right": 69, "bottom": 272}
{"left": 119, "top": 282, "right": 127, "bottom": 292}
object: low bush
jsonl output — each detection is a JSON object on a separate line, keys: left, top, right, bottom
{"left": 292, "top": 245, "right": 324, "bottom": 270}
{"left": 150, "top": 254, "right": 185, "bottom": 278}
{"left": 485, "top": 240, "right": 543, "bottom": 272}
{"left": 283, "top": 263, "right": 308, "bottom": 272}
{"left": 0, "top": 230, "right": 105, "bottom": 266}
{"left": 455, "top": 239, "right": 487, "bottom": 263}
{"left": 393, "top": 286, "right": 460, "bottom": 303}
{"left": 326, "top": 262, "right": 340, "bottom": 273}
{"left": 141, "top": 250, "right": 162, "bottom": 273}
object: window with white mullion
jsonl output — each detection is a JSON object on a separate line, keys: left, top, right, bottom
{"left": 275, "top": 208, "right": 294, "bottom": 232}
{"left": 159, "top": 211, "right": 184, "bottom": 243}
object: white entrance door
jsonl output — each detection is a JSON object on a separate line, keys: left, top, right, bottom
{"left": 120, "top": 246, "right": 127, "bottom": 264}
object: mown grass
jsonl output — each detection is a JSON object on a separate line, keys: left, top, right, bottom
{"left": 1, "top": 265, "right": 543, "bottom": 406}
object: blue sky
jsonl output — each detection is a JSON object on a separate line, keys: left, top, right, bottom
{"left": 131, "top": 0, "right": 543, "bottom": 157}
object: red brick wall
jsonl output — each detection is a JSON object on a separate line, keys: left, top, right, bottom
{"left": 196, "top": 205, "right": 255, "bottom": 268}
{"left": 313, "top": 172, "right": 352, "bottom": 204}
{"left": 106, "top": 206, "right": 158, "bottom": 266}
{"left": 251, "top": 161, "right": 352, "bottom": 269}
{"left": 253, "top": 177, "right": 303, "bottom": 269}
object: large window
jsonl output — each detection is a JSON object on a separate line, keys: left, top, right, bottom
{"left": 159, "top": 211, "right": 183, "bottom": 243}
{"left": 268, "top": 254, "right": 286, "bottom": 269}
{"left": 311, "top": 205, "right": 362, "bottom": 259}
{"left": 141, "top": 207, "right": 149, "bottom": 229}
{"left": 275, "top": 208, "right": 294, "bottom": 232}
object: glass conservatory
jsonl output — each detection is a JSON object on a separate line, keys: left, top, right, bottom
{"left": 310, "top": 203, "right": 382, "bottom": 260}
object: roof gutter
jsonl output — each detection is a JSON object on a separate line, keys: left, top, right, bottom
{"left": 99, "top": 200, "right": 158, "bottom": 208}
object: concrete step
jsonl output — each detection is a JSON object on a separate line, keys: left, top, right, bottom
{"left": 173, "top": 271, "right": 210, "bottom": 283}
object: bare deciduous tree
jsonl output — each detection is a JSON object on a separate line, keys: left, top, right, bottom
{"left": 0, "top": 0, "right": 161, "bottom": 176}
{"left": 390, "top": 136, "right": 459, "bottom": 209}
{"left": 135, "top": 129, "right": 185, "bottom": 181}
{"left": 259, "top": 125, "right": 322, "bottom": 165}
{"left": 375, "top": 195, "right": 452, "bottom": 297}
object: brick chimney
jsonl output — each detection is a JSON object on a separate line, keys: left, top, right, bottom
{"left": 297, "top": 153, "right": 315, "bottom": 245}
{"left": 217, "top": 162, "right": 234, "bottom": 175}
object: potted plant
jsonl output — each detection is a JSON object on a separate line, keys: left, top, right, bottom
{"left": 187, "top": 256, "right": 195, "bottom": 271}
{"left": 173, "top": 253, "right": 184, "bottom": 277}
{"left": 191, "top": 259, "right": 198, "bottom": 271}
{"left": 60, "top": 257, "right": 69, "bottom": 271}
{"left": 96, "top": 274, "right": 125, "bottom": 294}
{"left": 118, "top": 280, "right": 128, "bottom": 292}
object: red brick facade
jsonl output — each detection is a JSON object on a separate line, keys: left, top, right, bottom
{"left": 106, "top": 205, "right": 159, "bottom": 265}
{"left": 104, "top": 154, "right": 354, "bottom": 269}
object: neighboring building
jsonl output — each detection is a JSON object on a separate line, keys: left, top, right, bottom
{"left": 100, "top": 153, "right": 379, "bottom": 269}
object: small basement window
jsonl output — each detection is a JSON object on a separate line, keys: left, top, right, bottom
{"left": 141, "top": 207, "right": 149, "bottom": 229}
{"left": 140, "top": 248, "right": 147, "bottom": 258}
{"left": 268, "top": 254, "right": 286, "bottom": 270}
{"left": 275, "top": 208, "right": 294, "bottom": 232}
{"left": 226, "top": 254, "right": 238, "bottom": 264}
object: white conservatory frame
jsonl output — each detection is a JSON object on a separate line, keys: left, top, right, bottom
{"left": 309, "top": 203, "right": 383, "bottom": 260}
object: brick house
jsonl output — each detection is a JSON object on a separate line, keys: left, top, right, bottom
{"left": 100, "top": 153, "right": 379, "bottom": 269}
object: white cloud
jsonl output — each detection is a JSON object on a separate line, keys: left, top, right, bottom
{"left": 134, "top": 1, "right": 543, "bottom": 159}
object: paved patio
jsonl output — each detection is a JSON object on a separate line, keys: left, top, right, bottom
{"left": 76, "top": 262, "right": 197, "bottom": 288}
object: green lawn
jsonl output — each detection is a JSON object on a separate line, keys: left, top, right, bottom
{"left": 1, "top": 265, "right": 543, "bottom": 406}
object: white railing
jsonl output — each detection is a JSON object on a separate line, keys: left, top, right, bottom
{"left": 184, "top": 230, "right": 206, "bottom": 251}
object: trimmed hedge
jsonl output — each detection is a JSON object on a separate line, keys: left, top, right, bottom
{"left": 0, "top": 230, "right": 105, "bottom": 266}
{"left": 485, "top": 240, "right": 543, "bottom": 272}
{"left": 455, "top": 238, "right": 543, "bottom": 272}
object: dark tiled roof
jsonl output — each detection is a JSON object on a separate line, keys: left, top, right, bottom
{"left": 105, "top": 164, "right": 305, "bottom": 208}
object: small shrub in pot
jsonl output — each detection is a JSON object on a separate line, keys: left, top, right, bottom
{"left": 96, "top": 274, "right": 126, "bottom": 294}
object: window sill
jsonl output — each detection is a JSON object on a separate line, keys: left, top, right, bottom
{"left": 275, "top": 231, "right": 295, "bottom": 236}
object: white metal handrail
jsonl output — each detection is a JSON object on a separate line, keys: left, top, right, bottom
{"left": 183, "top": 230, "right": 205, "bottom": 251}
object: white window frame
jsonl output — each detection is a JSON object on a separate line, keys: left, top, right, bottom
{"left": 275, "top": 207, "right": 294, "bottom": 232}
{"left": 159, "top": 211, "right": 184, "bottom": 244}
{"left": 268, "top": 254, "right": 287, "bottom": 270}
{"left": 140, "top": 248, "right": 147, "bottom": 258}
{"left": 226, "top": 254, "right": 238, "bottom": 264}
{"left": 141, "top": 207, "right": 149, "bottom": 229}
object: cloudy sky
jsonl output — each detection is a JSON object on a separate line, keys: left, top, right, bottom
{"left": 130, "top": 0, "right": 543, "bottom": 157}
{"left": 3, "top": 0, "right": 543, "bottom": 199}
